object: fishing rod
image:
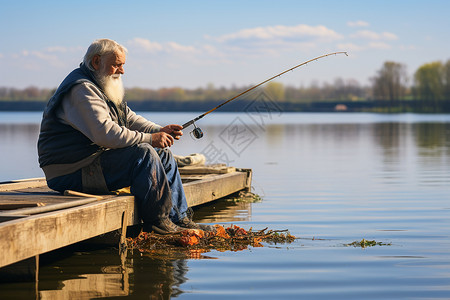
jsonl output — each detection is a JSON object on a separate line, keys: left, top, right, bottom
{"left": 182, "top": 51, "right": 348, "bottom": 139}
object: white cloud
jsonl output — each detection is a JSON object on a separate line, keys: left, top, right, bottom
{"left": 399, "top": 45, "right": 416, "bottom": 50}
{"left": 337, "top": 43, "right": 364, "bottom": 52}
{"left": 31, "top": 51, "right": 66, "bottom": 67}
{"left": 127, "top": 37, "right": 164, "bottom": 53}
{"left": 45, "top": 46, "right": 83, "bottom": 53}
{"left": 201, "top": 44, "right": 222, "bottom": 57}
{"left": 31, "top": 51, "right": 54, "bottom": 60}
{"left": 127, "top": 37, "right": 198, "bottom": 56}
{"left": 367, "top": 41, "right": 391, "bottom": 50}
{"left": 20, "top": 49, "right": 57, "bottom": 58}
{"left": 205, "top": 24, "right": 343, "bottom": 58}
{"left": 344, "top": 29, "right": 399, "bottom": 52}
{"left": 380, "top": 32, "right": 398, "bottom": 40}
{"left": 128, "top": 24, "right": 389, "bottom": 65}
{"left": 337, "top": 41, "right": 392, "bottom": 51}
{"left": 45, "top": 46, "right": 68, "bottom": 53}
{"left": 8, "top": 46, "right": 81, "bottom": 70}
{"left": 351, "top": 30, "right": 398, "bottom": 41}
{"left": 214, "top": 24, "right": 343, "bottom": 43}
{"left": 166, "top": 42, "right": 196, "bottom": 53}
{"left": 347, "top": 20, "right": 369, "bottom": 27}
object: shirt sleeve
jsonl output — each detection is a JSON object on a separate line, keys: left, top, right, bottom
{"left": 126, "top": 106, "right": 162, "bottom": 133}
{"left": 57, "top": 82, "right": 153, "bottom": 148}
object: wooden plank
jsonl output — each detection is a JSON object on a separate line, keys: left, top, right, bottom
{"left": 13, "top": 186, "right": 57, "bottom": 194}
{"left": 0, "top": 194, "right": 60, "bottom": 202}
{"left": 184, "top": 171, "right": 248, "bottom": 207}
{"left": 0, "top": 202, "right": 41, "bottom": 210}
{"left": 0, "top": 178, "right": 47, "bottom": 192}
{"left": 0, "top": 193, "right": 92, "bottom": 207}
{"left": 181, "top": 174, "right": 218, "bottom": 183}
{"left": 0, "top": 215, "right": 27, "bottom": 222}
{"left": 0, "top": 197, "right": 107, "bottom": 216}
{"left": 179, "top": 165, "right": 236, "bottom": 175}
{"left": 0, "top": 195, "right": 134, "bottom": 268}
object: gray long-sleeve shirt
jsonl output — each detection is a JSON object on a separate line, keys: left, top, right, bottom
{"left": 56, "top": 82, "right": 162, "bottom": 148}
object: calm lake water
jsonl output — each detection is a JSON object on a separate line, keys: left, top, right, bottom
{"left": 1, "top": 111, "right": 450, "bottom": 299}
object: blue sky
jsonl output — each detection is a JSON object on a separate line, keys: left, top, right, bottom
{"left": 1, "top": 0, "right": 449, "bottom": 89}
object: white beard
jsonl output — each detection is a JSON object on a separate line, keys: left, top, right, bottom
{"left": 97, "top": 73, "right": 125, "bottom": 107}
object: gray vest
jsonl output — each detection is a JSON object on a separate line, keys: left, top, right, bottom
{"left": 37, "top": 64, "right": 127, "bottom": 185}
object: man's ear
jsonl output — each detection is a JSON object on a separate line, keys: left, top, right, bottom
{"left": 91, "top": 55, "right": 101, "bottom": 70}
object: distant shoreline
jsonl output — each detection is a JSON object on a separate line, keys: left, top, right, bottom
{"left": 0, "top": 100, "right": 449, "bottom": 113}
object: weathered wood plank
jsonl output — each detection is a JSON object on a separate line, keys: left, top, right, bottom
{"left": 0, "top": 195, "right": 134, "bottom": 268}
{"left": 0, "top": 201, "right": 41, "bottom": 210}
{"left": 0, "top": 215, "right": 27, "bottom": 222}
{"left": 0, "top": 197, "right": 108, "bottom": 216}
{"left": 0, "top": 178, "right": 47, "bottom": 192}
{"left": 184, "top": 172, "right": 248, "bottom": 207}
{"left": 179, "top": 165, "right": 236, "bottom": 175}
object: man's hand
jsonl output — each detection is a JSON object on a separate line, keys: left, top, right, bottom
{"left": 160, "top": 124, "right": 183, "bottom": 140}
{"left": 151, "top": 124, "right": 183, "bottom": 148}
{"left": 151, "top": 132, "right": 175, "bottom": 148}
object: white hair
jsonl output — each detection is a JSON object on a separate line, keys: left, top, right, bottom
{"left": 83, "top": 39, "right": 128, "bottom": 71}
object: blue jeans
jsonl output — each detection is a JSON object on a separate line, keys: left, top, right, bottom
{"left": 47, "top": 144, "right": 188, "bottom": 224}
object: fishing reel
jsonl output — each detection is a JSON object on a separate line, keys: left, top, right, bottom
{"left": 190, "top": 122, "right": 204, "bottom": 139}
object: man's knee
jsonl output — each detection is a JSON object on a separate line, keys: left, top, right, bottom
{"left": 155, "top": 147, "right": 175, "bottom": 166}
{"left": 133, "top": 144, "right": 160, "bottom": 161}
{"left": 131, "top": 144, "right": 175, "bottom": 174}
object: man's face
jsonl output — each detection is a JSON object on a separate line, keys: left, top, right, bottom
{"left": 92, "top": 51, "right": 126, "bottom": 76}
{"left": 92, "top": 51, "right": 126, "bottom": 105}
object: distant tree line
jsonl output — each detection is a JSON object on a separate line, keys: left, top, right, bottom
{"left": 370, "top": 60, "right": 450, "bottom": 112}
{"left": 1, "top": 59, "right": 450, "bottom": 112}
{"left": 0, "top": 86, "right": 55, "bottom": 101}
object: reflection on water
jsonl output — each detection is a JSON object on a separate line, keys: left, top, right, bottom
{"left": 38, "top": 256, "right": 186, "bottom": 299}
{"left": 38, "top": 250, "right": 187, "bottom": 299}
{"left": 128, "top": 257, "right": 187, "bottom": 299}
{"left": 40, "top": 272, "right": 129, "bottom": 299}
{"left": 192, "top": 198, "right": 253, "bottom": 223}
{"left": 34, "top": 199, "right": 251, "bottom": 299}
{"left": 1, "top": 112, "right": 450, "bottom": 299}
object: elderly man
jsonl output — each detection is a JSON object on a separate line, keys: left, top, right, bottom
{"left": 38, "top": 38, "right": 213, "bottom": 234}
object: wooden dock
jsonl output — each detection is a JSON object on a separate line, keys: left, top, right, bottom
{"left": 0, "top": 165, "right": 252, "bottom": 270}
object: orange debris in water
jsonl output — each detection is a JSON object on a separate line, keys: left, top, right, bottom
{"left": 213, "top": 225, "right": 230, "bottom": 239}
{"left": 177, "top": 229, "right": 205, "bottom": 246}
{"left": 127, "top": 224, "right": 296, "bottom": 258}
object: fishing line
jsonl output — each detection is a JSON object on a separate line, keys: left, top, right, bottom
{"left": 182, "top": 51, "right": 348, "bottom": 138}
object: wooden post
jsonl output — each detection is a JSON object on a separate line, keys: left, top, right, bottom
{"left": 119, "top": 210, "right": 129, "bottom": 254}
{"left": 0, "top": 254, "right": 39, "bottom": 282}
{"left": 237, "top": 168, "right": 253, "bottom": 192}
